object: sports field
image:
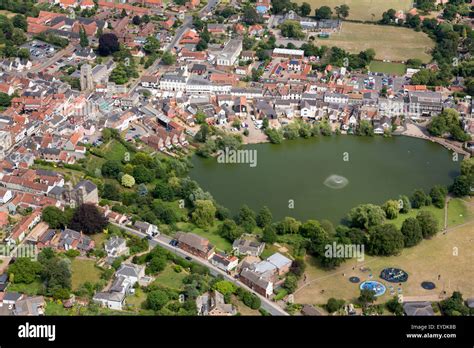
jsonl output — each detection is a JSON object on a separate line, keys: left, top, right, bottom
{"left": 293, "top": 0, "right": 413, "bottom": 21}
{"left": 314, "top": 22, "right": 434, "bottom": 63}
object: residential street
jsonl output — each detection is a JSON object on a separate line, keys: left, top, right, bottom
{"left": 111, "top": 222, "right": 289, "bottom": 316}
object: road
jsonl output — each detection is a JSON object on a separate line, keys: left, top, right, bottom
{"left": 128, "top": 0, "right": 220, "bottom": 93}
{"left": 111, "top": 222, "right": 289, "bottom": 316}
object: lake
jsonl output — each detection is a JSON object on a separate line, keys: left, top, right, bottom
{"left": 190, "top": 136, "right": 461, "bottom": 224}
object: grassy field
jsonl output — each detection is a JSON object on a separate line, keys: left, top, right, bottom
{"left": 293, "top": 0, "right": 413, "bottom": 21}
{"left": 175, "top": 221, "right": 232, "bottom": 252}
{"left": 369, "top": 61, "right": 406, "bottom": 75}
{"left": 0, "top": 10, "right": 16, "bottom": 18}
{"left": 314, "top": 22, "right": 434, "bottom": 63}
{"left": 294, "top": 201, "right": 474, "bottom": 306}
{"left": 71, "top": 258, "right": 103, "bottom": 290}
{"left": 152, "top": 264, "right": 188, "bottom": 290}
{"left": 126, "top": 288, "right": 147, "bottom": 311}
{"left": 7, "top": 279, "right": 44, "bottom": 296}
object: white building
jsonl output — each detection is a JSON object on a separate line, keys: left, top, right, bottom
{"left": 216, "top": 39, "right": 243, "bottom": 67}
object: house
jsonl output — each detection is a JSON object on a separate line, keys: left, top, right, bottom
{"left": 0, "top": 188, "right": 13, "bottom": 204}
{"left": 265, "top": 252, "right": 292, "bottom": 276}
{"left": 93, "top": 291, "right": 126, "bottom": 311}
{"left": 209, "top": 253, "right": 238, "bottom": 272}
{"left": 408, "top": 91, "right": 442, "bottom": 117}
{"left": 56, "top": 228, "right": 95, "bottom": 253}
{"left": 196, "top": 291, "right": 236, "bottom": 316}
{"left": 2, "top": 292, "right": 23, "bottom": 306}
{"left": 0, "top": 273, "right": 8, "bottom": 292}
{"left": 232, "top": 237, "right": 265, "bottom": 256}
{"left": 403, "top": 301, "right": 435, "bottom": 316}
{"left": 239, "top": 268, "right": 273, "bottom": 297}
{"left": 6, "top": 210, "right": 41, "bottom": 246}
{"left": 272, "top": 48, "right": 304, "bottom": 59}
{"left": 115, "top": 263, "right": 146, "bottom": 286}
{"left": 175, "top": 232, "right": 215, "bottom": 259}
{"left": 13, "top": 296, "right": 45, "bottom": 316}
{"left": 134, "top": 221, "right": 159, "bottom": 236}
{"left": 104, "top": 236, "right": 129, "bottom": 258}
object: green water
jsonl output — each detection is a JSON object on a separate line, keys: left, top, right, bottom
{"left": 190, "top": 136, "right": 461, "bottom": 224}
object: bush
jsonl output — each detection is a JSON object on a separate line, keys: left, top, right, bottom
{"left": 326, "top": 298, "right": 345, "bottom": 313}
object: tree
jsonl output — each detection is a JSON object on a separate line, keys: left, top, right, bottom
{"left": 41, "top": 257, "right": 71, "bottom": 295}
{"left": 212, "top": 280, "right": 236, "bottom": 296}
{"left": 256, "top": 206, "right": 273, "bottom": 228}
{"left": 218, "top": 219, "right": 244, "bottom": 241}
{"left": 147, "top": 256, "right": 167, "bottom": 274}
{"left": 98, "top": 33, "right": 119, "bottom": 56}
{"left": 416, "top": 211, "right": 438, "bottom": 238}
{"left": 275, "top": 217, "right": 301, "bottom": 235}
{"left": 7, "top": 258, "right": 42, "bottom": 284}
{"left": 386, "top": 296, "right": 404, "bottom": 315}
{"left": 300, "top": 220, "right": 329, "bottom": 255}
{"left": 103, "top": 182, "right": 121, "bottom": 201}
{"left": 439, "top": 291, "right": 470, "bottom": 316}
{"left": 262, "top": 225, "right": 277, "bottom": 244}
{"left": 356, "top": 120, "right": 374, "bottom": 136}
{"left": 280, "top": 20, "right": 305, "bottom": 39}
{"left": 69, "top": 203, "right": 108, "bottom": 234}
{"left": 411, "top": 189, "right": 431, "bottom": 208}
{"left": 450, "top": 175, "right": 471, "bottom": 197}
{"left": 299, "top": 2, "right": 311, "bottom": 17}
{"left": 382, "top": 200, "right": 400, "bottom": 220}
{"left": 359, "top": 288, "right": 376, "bottom": 307}
{"left": 161, "top": 51, "right": 176, "bottom": 65}
{"left": 399, "top": 195, "right": 411, "bottom": 214}
{"left": 132, "top": 15, "right": 141, "bottom": 26}
{"left": 430, "top": 185, "right": 447, "bottom": 209}
{"left": 335, "top": 4, "right": 349, "bottom": 19}
{"left": 0, "top": 92, "right": 12, "bottom": 108}
{"left": 401, "top": 217, "right": 423, "bottom": 247}
{"left": 133, "top": 164, "right": 154, "bottom": 184}
{"left": 242, "top": 7, "right": 261, "bottom": 25}
{"left": 235, "top": 205, "right": 257, "bottom": 233}
{"left": 367, "top": 224, "right": 404, "bottom": 256}
{"left": 79, "top": 25, "right": 89, "bottom": 48}
{"left": 315, "top": 6, "right": 332, "bottom": 20}
{"left": 326, "top": 298, "right": 345, "bottom": 313}
{"left": 347, "top": 204, "right": 386, "bottom": 230}
{"left": 191, "top": 200, "right": 216, "bottom": 228}
{"left": 143, "top": 35, "right": 160, "bottom": 54}
{"left": 146, "top": 289, "right": 169, "bottom": 311}
{"left": 12, "top": 14, "right": 28, "bottom": 32}
{"left": 42, "top": 206, "right": 69, "bottom": 229}
{"left": 102, "top": 160, "right": 123, "bottom": 179}
{"left": 283, "top": 273, "right": 298, "bottom": 293}
{"left": 121, "top": 174, "right": 135, "bottom": 188}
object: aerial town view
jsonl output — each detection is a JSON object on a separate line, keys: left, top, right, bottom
{"left": 0, "top": 0, "right": 472, "bottom": 345}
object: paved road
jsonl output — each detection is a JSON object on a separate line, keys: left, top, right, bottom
{"left": 111, "top": 222, "right": 289, "bottom": 316}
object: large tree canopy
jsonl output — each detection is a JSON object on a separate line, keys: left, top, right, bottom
{"left": 70, "top": 203, "right": 108, "bottom": 234}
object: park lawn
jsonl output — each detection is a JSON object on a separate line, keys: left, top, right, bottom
{"left": 103, "top": 139, "right": 129, "bottom": 162}
{"left": 71, "top": 258, "right": 103, "bottom": 291}
{"left": 292, "top": 0, "right": 413, "bottom": 22}
{"left": 295, "top": 220, "right": 474, "bottom": 306}
{"left": 175, "top": 221, "right": 232, "bottom": 252}
{"left": 152, "top": 264, "right": 188, "bottom": 290}
{"left": 369, "top": 61, "right": 406, "bottom": 75}
{"left": 84, "top": 154, "right": 106, "bottom": 175}
{"left": 7, "top": 279, "right": 44, "bottom": 296}
{"left": 390, "top": 205, "right": 445, "bottom": 230}
{"left": 313, "top": 22, "right": 434, "bottom": 63}
{"left": 447, "top": 198, "right": 470, "bottom": 227}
